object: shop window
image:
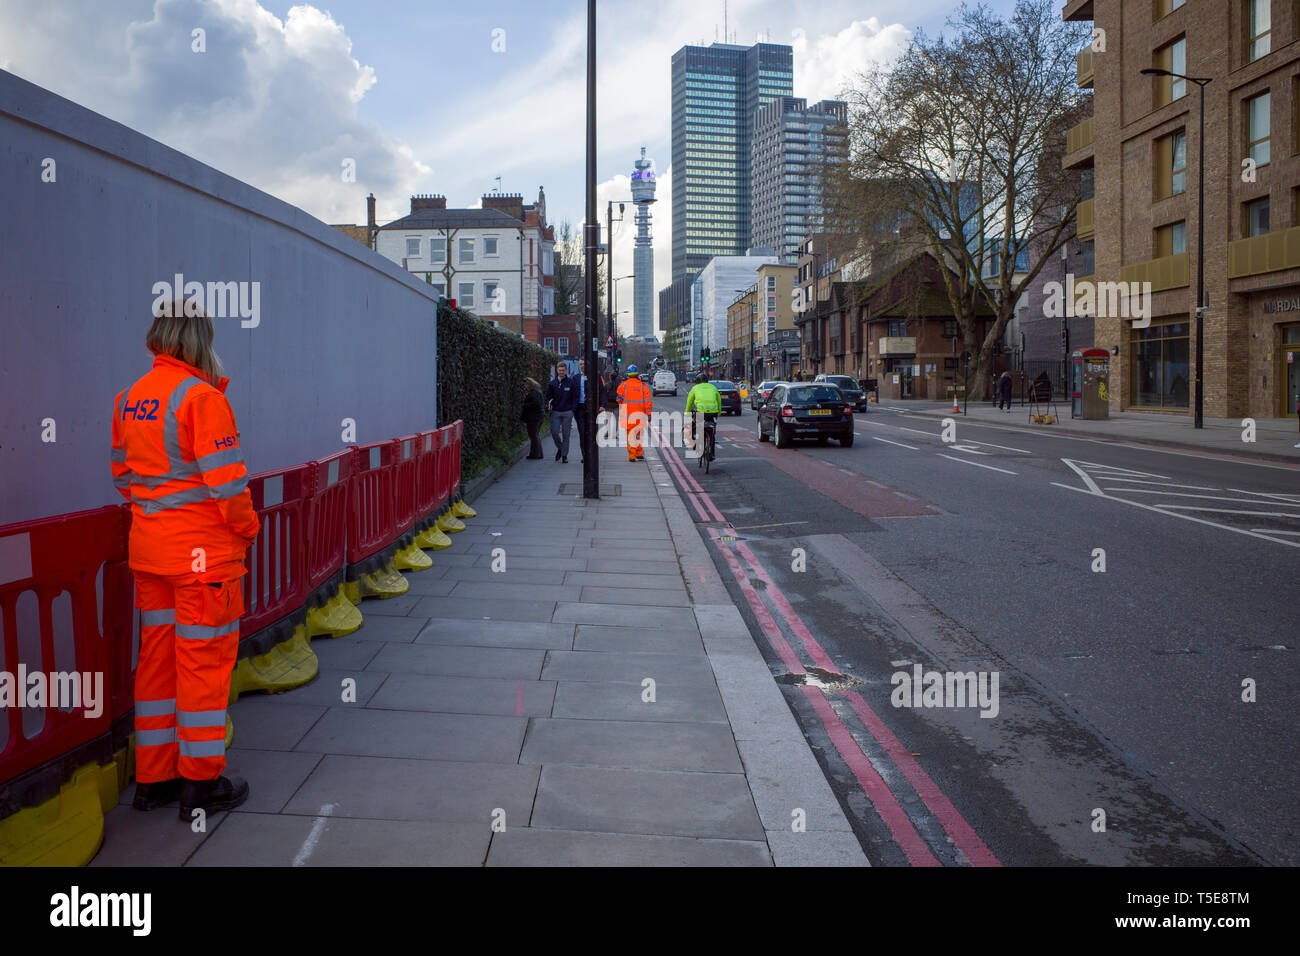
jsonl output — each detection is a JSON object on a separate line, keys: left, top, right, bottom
{"left": 1244, "top": 196, "right": 1271, "bottom": 236}
{"left": 1246, "top": 92, "right": 1271, "bottom": 166}
{"left": 1155, "top": 220, "right": 1187, "bottom": 256}
{"left": 1130, "top": 320, "right": 1190, "bottom": 408}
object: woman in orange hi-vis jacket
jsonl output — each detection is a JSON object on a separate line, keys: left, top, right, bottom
{"left": 615, "top": 365, "right": 653, "bottom": 461}
{"left": 111, "top": 301, "right": 258, "bottom": 821}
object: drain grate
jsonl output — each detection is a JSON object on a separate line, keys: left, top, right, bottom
{"left": 558, "top": 483, "right": 622, "bottom": 496}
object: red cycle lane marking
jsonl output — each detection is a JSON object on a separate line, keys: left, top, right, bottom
{"left": 706, "top": 527, "right": 806, "bottom": 675}
{"left": 659, "top": 433, "right": 726, "bottom": 521}
{"left": 731, "top": 539, "right": 837, "bottom": 674}
{"left": 840, "top": 690, "right": 1001, "bottom": 867}
{"left": 800, "top": 686, "right": 941, "bottom": 867}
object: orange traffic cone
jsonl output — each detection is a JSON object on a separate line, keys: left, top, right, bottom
{"left": 951, "top": 394, "right": 960, "bottom": 413}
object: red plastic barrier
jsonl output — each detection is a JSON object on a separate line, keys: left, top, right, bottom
{"left": 393, "top": 434, "right": 420, "bottom": 535}
{"left": 0, "top": 506, "right": 128, "bottom": 786}
{"left": 434, "top": 425, "right": 453, "bottom": 511}
{"left": 304, "top": 448, "right": 353, "bottom": 593}
{"left": 346, "top": 440, "right": 399, "bottom": 564}
{"left": 450, "top": 419, "right": 464, "bottom": 498}
{"left": 415, "top": 428, "right": 444, "bottom": 520}
{"left": 241, "top": 464, "right": 310, "bottom": 637}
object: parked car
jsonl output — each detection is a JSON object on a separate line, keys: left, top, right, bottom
{"left": 652, "top": 370, "right": 678, "bottom": 396}
{"left": 814, "top": 374, "right": 867, "bottom": 411}
{"left": 757, "top": 383, "right": 855, "bottom": 447}
{"left": 712, "top": 380, "right": 743, "bottom": 415}
{"left": 750, "top": 380, "right": 785, "bottom": 410}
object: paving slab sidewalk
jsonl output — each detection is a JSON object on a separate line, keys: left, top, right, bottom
{"left": 899, "top": 401, "right": 1300, "bottom": 461}
{"left": 92, "top": 440, "right": 866, "bottom": 867}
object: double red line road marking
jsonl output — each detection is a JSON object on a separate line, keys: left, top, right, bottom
{"left": 656, "top": 429, "right": 1000, "bottom": 867}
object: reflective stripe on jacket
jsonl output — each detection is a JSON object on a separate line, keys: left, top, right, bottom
{"left": 111, "top": 354, "right": 259, "bottom": 575}
{"left": 616, "top": 378, "right": 652, "bottom": 411}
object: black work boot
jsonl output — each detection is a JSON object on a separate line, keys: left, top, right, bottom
{"left": 178, "top": 774, "right": 249, "bottom": 820}
{"left": 132, "top": 778, "right": 182, "bottom": 810}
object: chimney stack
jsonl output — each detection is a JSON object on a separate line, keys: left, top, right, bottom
{"left": 366, "top": 193, "right": 377, "bottom": 249}
{"left": 481, "top": 192, "right": 524, "bottom": 221}
{"left": 411, "top": 194, "right": 447, "bottom": 213}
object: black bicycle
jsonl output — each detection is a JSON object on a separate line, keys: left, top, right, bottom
{"left": 696, "top": 414, "right": 717, "bottom": 473}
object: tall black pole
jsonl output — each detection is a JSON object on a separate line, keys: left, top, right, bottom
{"left": 583, "top": 0, "right": 599, "bottom": 497}
{"left": 1194, "top": 80, "right": 1205, "bottom": 429}
{"left": 607, "top": 201, "right": 615, "bottom": 350}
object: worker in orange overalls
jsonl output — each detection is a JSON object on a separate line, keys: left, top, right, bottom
{"left": 111, "top": 299, "right": 258, "bottom": 821}
{"left": 616, "top": 364, "right": 653, "bottom": 461}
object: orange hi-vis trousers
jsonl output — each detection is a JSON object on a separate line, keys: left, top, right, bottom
{"left": 133, "top": 571, "right": 242, "bottom": 782}
{"left": 622, "top": 409, "right": 648, "bottom": 460}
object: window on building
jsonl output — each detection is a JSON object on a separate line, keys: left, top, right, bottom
{"left": 459, "top": 281, "right": 475, "bottom": 308}
{"left": 1244, "top": 196, "right": 1271, "bottom": 236}
{"left": 1080, "top": 240, "right": 1096, "bottom": 276}
{"left": 887, "top": 320, "right": 907, "bottom": 337}
{"left": 1170, "top": 131, "right": 1187, "bottom": 195}
{"left": 459, "top": 238, "right": 475, "bottom": 263}
{"left": 1130, "top": 321, "right": 1190, "bottom": 408}
{"left": 1155, "top": 0, "right": 1186, "bottom": 17}
{"left": 1153, "top": 38, "right": 1186, "bottom": 105}
{"left": 557, "top": 337, "right": 569, "bottom": 355}
{"left": 484, "top": 282, "right": 500, "bottom": 310}
{"left": 1155, "top": 220, "right": 1187, "bottom": 256}
{"left": 432, "top": 282, "right": 446, "bottom": 297}
{"left": 485, "top": 237, "right": 499, "bottom": 256}
{"left": 430, "top": 238, "right": 445, "bottom": 263}
{"left": 1247, "top": 0, "right": 1271, "bottom": 62}
{"left": 766, "top": 275, "right": 776, "bottom": 291}
{"left": 1247, "top": 92, "right": 1271, "bottom": 166}
{"left": 405, "top": 237, "right": 421, "bottom": 257}
{"left": 544, "top": 337, "right": 555, "bottom": 350}
{"left": 767, "top": 295, "right": 776, "bottom": 313}
{"left": 943, "top": 319, "right": 958, "bottom": 338}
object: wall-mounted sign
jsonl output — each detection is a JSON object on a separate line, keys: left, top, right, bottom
{"left": 1264, "top": 298, "right": 1300, "bottom": 314}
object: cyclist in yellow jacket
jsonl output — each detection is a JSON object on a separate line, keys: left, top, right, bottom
{"left": 685, "top": 373, "right": 721, "bottom": 458}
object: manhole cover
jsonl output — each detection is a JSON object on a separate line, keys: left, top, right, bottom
{"left": 558, "top": 483, "right": 622, "bottom": 496}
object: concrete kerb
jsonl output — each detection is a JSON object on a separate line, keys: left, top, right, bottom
{"left": 644, "top": 456, "right": 870, "bottom": 867}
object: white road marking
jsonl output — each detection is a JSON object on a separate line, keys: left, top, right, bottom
{"left": 293, "top": 803, "right": 336, "bottom": 867}
{"left": 1091, "top": 477, "right": 1218, "bottom": 490}
{"left": 949, "top": 443, "right": 990, "bottom": 455}
{"left": 731, "top": 521, "right": 811, "bottom": 529}
{"left": 1254, "top": 528, "right": 1300, "bottom": 535}
{"left": 1110, "top": 489, "right": 1300, "bottom": 506}
{"left": 1054, "top": 460, "right": 1300, "bottom": 549}
{"left": 1155, "top": 506, "right": 1300, "bottom": 518}
{"left": 962, "top": 439, "right": 1033, "bottom": 454}
{"left": 897, "top": 426, "right": 942, "bottom": 438}
{"left": 937, "top": 454, "right": 1018, "bottom": 475}
{"left": 1227, "top": 488, "right": 1300, "bottom": 502}
{"left": 873, "top": 437, "right": 919, "bottom": 450}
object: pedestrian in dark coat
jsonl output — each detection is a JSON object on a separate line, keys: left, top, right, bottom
{"left": 545, "top": 362, "right": 578, "bottom": 462}
{"left": 998, "top": 371, "right": 1013, "bottom": 412}
{"left": 521, "top": 378, "right": 545, "bottom": 459}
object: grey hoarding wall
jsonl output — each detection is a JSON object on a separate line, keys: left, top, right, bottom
{"left": 0, "top": 70, "right": 439, "bottom": 525}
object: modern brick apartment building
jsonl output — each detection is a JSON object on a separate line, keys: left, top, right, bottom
{"left": 1066, "top": 0, "right": 1300, "bottom": 418}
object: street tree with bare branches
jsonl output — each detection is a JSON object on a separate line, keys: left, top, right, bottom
{"left": 825, "top": 0, "right": 1090, "bottom": 399}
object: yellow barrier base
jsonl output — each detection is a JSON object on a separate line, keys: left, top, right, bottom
{"left": 228, "top": 625, "right": 318, "bottom": 703}
{"left": 394, "top": 541, "right": 433, "bottom": 572}
{"left": 0, "top": 759, "right": 118, "bottom": 866}
{"left": 416, "top": 525, "right": 453, "bottom": 550}
{"left": 225, "top": 715, "right": 234, "bottom": 749}
{"left": 451, "top": 500, "right": 477, "bottom": 519}
{"left": 306, "top": 588, "right": 363, "bottom": 639}
{"left": 342, "top": 559, "right": 411, "bottom": 603}
{"left": 436, "top": 512, "right": 466, "bottom": 533}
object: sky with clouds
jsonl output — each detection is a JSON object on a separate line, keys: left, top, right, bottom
{"left": 0, "top": 0, "right": 1017, "bottom": 331}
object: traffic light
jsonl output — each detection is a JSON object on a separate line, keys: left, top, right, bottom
{"left": 700, "top": 347, "right": 711, "bottom": 363}
{"left": 615, "top": 348, "right": 622, "bottom": 365}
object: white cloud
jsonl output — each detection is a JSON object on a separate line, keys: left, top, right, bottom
{"left": 793, "top": 18, "right": 912, "bottom": 103}
{"left": 0, "top": 0, "right": 427, "bottom": 224}
{"left": 593, "top": 166, "right": 672, "bottom": 337}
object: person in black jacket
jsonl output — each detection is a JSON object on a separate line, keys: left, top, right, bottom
{"left": 521, "top": 378, "right": 545, "bottom": 459}
{"left": 545, "top": 361, "right": 578, "bottom": 463}
{"left": 998, "top": 371, "right": 1013, "bottom": 412}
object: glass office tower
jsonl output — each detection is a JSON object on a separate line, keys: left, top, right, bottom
{"left": 669, "top": 42, "right": 794, "bottom": 282}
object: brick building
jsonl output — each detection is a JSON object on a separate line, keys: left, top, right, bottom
{"left": 1065, "top": 0, "right": 1300, "bottom": 418}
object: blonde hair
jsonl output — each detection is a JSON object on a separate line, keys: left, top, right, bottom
{"left": 146, "top": 299, "right": 225, "bottom": 385}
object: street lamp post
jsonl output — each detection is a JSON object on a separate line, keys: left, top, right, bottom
{"left": 583, "top": 0, "right": 598, "bottom": 497}
{"left": 1141, "top": 67, "right": 1212, "bottom": 428}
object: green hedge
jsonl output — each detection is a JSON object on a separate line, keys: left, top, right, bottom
{"left": 437, "top": 302, "right": 560, "bottom": 479}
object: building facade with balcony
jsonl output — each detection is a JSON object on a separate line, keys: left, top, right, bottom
{"left": 1067, "top": 0, "right": 1300, "bottom": 418}
{"left": 376, "top": 189, "right": 555, "bottom": 336}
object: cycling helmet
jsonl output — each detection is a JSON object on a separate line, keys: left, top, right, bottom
{"left": 695, "top": 373, "right": 709, "bottom": 384}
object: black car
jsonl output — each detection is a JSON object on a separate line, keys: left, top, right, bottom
{"left": 757, "top": 383, "right": 854, "bottom": 447}
{"left": 815, "top": 374, "right": 867, "bottom": 411}
{"left": 713, "top": 380, "right": 742, "bottom": 415}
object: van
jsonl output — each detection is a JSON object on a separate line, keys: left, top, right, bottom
{"left": 652, "top": 370, "right": 677, "bottom": 396}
